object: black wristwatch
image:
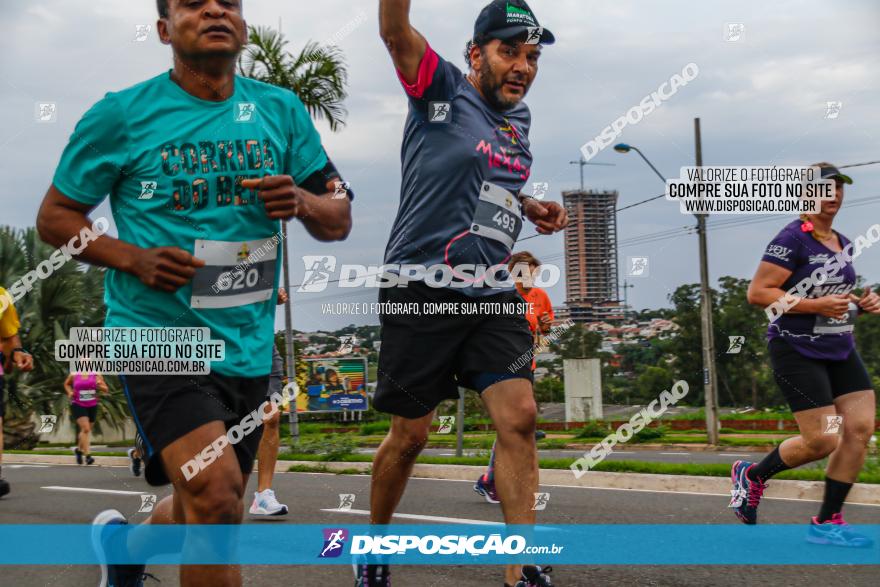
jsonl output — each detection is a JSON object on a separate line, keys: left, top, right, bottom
{"left": 517, "top": 193, "right": 536, "bottom": 206}
{"left": 12, "top": 347, "right": 29, "bottom": 356}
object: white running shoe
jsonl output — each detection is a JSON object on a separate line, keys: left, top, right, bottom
{"left": 249, "top": 489, "right": 288, "bottom": 516}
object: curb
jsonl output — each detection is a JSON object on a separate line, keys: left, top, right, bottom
{"left": 285, "top": 461, "right": 880, "bottom": 506}
{"left": 9, "top": 454, "right": 880, "bottom": 506}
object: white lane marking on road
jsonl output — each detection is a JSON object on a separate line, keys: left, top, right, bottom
{"left": 719, "top": 454, "right": 749, "bottom": 457}
{"left": 4, "top": 464, "right": 50, "bottom": 468}
{"left": 660, "top": 452, "right": 691, "bottom": 456}
{"left": 42, "top": 486, "right": 146, "bottom": 496}
{"left": 320, "top": 508, "right": 504, "bottom": 526}
{"left": 556, "top": 448, "right": 632, "bottom": 455}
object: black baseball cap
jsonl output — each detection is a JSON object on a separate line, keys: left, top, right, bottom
{"left": 813, "top": 162, "right": 853, "bottom": 184}
{"left": 473, "top": 0, "right": 556, "bottom": 45}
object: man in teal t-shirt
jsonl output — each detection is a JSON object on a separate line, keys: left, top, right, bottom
{"left": 36, "top": 1, "right": 351, "bottom": 585}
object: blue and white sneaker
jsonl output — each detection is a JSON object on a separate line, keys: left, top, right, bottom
{"left": 474, "top": 475, "right": 500, "bottom": 504}
{"left": 807, "top": 513, "right": 874, "bottom": 548}
{"left": 91, "top": 509, "right": 157, "bottom": 586}
{"left": 729, "top": 460, "right": 766, "bottom": 525}
{"left": 249, "top": 489, "right": 288, "bottom": 516}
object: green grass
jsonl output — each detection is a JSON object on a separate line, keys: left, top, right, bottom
{"left": 288, "top": 464, "right": 369, "bottom": 475}
{"left": 718, "top": 428, "right": 793, "bottom": 435}
{"left": 720, "top": 437, "right": 783, "bottom": 447}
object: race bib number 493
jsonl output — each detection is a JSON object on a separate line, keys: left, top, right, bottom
{"left": 469, "top": 181, "right": 523, "bottom": 250}
{"left": 190, "top": 238, "right": 277, "bottom": 309}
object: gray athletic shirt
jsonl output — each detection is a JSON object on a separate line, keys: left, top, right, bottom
{"left": 383, "top": 44, "right": 534, "bottom": 297}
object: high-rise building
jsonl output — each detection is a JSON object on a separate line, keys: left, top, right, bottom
{"left": 561, "top": 189, "right": 625, "bottom": 323}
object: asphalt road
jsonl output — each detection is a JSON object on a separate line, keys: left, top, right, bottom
{"left": 0, "top": 462, "right": 877, "bottom": 586}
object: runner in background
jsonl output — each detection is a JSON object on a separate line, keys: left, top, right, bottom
{"left": 475, "top": 252, "right": 552, "bottom": 504}
{"left": 128, "top": 446, "right": 143, "bottom": 477}
{"left": 733, "top": 163, "right": 878, "bottom": 547}
{"left": 64, "top": 370, "right": 109, "bottom": 466}
{"left": 0, "top": 288, "right": 35, "bottom": 498}
{"left": 250, "top": 287, "right": 289, "bottom": 516}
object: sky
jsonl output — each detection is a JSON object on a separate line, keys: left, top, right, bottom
{"left": 1, "top": 0, "right": 878, "bottom": 333}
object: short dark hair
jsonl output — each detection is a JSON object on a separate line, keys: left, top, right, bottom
{"left": 463, "top": 32, "right": 493, "bottom": 68}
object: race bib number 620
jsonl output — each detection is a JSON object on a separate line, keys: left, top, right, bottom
{"left": 190, "top": 238, "right": 278, "bottom": 309}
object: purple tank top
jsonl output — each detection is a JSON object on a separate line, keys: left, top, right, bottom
{"left": 72, "top": 373, "right": 99, "bottom": 407}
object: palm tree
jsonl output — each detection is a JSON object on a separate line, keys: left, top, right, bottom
{"left": 0, "top": 227, "right": 130, "bottom": 448}
{"left": 239, "top": 26, "right": 350, "bottom": 435}
{"left": 239, "top": 26, "right": 349, "bottom": 132}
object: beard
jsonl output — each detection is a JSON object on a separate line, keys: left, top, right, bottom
{"left": 475, "top": 58, "right": 529, "bottom": 112}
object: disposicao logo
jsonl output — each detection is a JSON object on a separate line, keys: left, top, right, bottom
{"left": 319, "top": 528, "right": 348, "bottom": 558}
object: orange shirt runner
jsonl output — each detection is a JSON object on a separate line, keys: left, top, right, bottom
{"left": 517, "top": 286, "right": 554, "bottom": 370}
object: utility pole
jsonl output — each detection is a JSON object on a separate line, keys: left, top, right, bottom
{"left": 281, "top": 221, "right": 300, "bottom": 445}
{"left": 694, "top": 118, "right": 720, "bottom": 445}
{"left": 619, "top": 280, "right": 634, "bottom": 320}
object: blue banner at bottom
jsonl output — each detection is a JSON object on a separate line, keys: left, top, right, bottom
{"left": 0, "top": 524, "right": 876, "bottom": 565}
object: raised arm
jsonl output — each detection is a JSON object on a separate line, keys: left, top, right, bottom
{"left": 379, "top": 0, "right": 428, "bottom": 83}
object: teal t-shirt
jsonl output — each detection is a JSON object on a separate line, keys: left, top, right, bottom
{"left": 53, "top": 71, "right": 327, "bottom": 377}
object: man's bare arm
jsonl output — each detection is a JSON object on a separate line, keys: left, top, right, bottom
{"left": 297, "top": 177, "right": 353, "bottom": 242}
{"left": 37, "top": 185, "right": 204, "bottom": 293}
{"left": 37, "top": 185, "right": 141, "bottom": 273}
{"left": 379, "top": 0, "right": 428, "bottom": 83}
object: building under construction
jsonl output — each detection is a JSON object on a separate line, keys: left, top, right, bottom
{"left": 559, "top": 189, "right": 625, "bottom": 324}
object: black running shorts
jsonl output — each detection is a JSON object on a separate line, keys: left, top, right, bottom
{"left": 768, "top": 338, "right": 873, "bottom": 413}
{"left": 374, "top": 281, "right": 534, "bottom": 419}
{"left": 120, "top": 372, "right": 269, "bottom": 486}
{"left": 71, "top": 404, "right": 98, "bottom": 423}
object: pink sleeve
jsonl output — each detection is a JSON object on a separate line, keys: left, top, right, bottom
{"left": 396, "top": 42, "right": 440, "bottom": 99}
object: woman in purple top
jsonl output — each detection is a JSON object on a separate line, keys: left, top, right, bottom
{"left": 731, "top": 163, "right": 880, "bottom": 547}
{"left": 64, "top": 370, "right": 108, "bottom": 465}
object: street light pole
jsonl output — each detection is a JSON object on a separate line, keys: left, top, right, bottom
{"left": 614, "top": 136, "right": 721, "bottom": 445}
{"left": 281, "top": 221, "right": 300, "bottom": 446}
{"left": 693, "top": 118, "right": 720, "bottom": 445}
